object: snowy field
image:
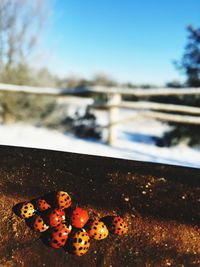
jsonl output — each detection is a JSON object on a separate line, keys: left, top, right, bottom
{"left": 0, "top": 110, "right": 199, "bottom": 169}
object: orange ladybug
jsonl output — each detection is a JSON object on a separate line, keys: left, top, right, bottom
{"left": 88, "top": 220, "right": 108, "bottom": 240}
{"left": 50, "top": 223, "right": 72, "bottom": 248}
{"left": 110, "top": 216, "right": 128, "bottom": 236}
{"left": 33, "top": 215, "right": 49, "bottom": 232}
{"left": 56, "top": 191, "right": 72, "bottom": 209}
{"left": 20, "top": 202, "right": 36, "bottom": 219}
{"left": 37, "top": 198, "right": 51, "bottom": 211}
{"left": 69, "top": 230, "right": 90, "bottom": 256}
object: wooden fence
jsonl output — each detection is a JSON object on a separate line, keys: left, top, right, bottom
{"left": 0, "top": 83, "right": 200, "bottom": 145}
{"left": 87, "top": 87, "right": 200, "bottom": 145}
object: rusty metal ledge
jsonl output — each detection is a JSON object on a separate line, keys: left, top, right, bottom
{"left": 0, "top": 145, "right": 200, "bottom": 267}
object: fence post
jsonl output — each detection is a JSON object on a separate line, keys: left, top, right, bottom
{"left": 107, "top": 93, "right": 121, "bottom": 145}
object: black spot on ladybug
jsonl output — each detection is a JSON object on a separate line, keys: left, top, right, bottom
{"left": 78, "top": 238, "right": 82, "bottom": 243}
{"left": 67, "top": 196, "right": 69, "bottom": 200}
{"left": 59, "top": 233, "right": 62, "bottom": 237}
{"left": 24, "top": 211, "right": 27, "bottom": 213}
{"left": 53, "top": 239, "right": 58, "bottom": 243}
{"left": 61, "top": 239, "right": 65, "bottom": 242}
{"left": 79, "top": 247, "right": 83, "bottom": 251}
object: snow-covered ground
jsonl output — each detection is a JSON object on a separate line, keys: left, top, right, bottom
{"left": 0, "top": 111, "right": 199, "bottom": 169}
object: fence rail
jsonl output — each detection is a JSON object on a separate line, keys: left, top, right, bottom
{"left": 1, "top": 83, "right": 200, "bottom": 96}
{"left": 87, "top": 86, "right": 200, "bottom": 96}
{"left": 0, "top": 83, "right": 83, "bottom": 96}
{"left": 103, "top": 111, "right": 200, "bottom": 125}
{"left": 92, "top": 101, "right": 200, "bottom": 115}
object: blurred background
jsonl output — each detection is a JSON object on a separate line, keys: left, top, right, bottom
{"left": 0, "top": 0, "right": 200, "bottom": 168}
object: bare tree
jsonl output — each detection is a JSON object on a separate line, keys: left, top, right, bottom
{"left": 0, "top": 0, "right": 47, "bottom": 84}
{"left": 0, "top": 0, "right": 49, "bottom": 123}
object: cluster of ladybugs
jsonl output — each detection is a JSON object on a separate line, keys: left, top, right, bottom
{"left": 18, "top": 191, "right": 128, "bottom": 256}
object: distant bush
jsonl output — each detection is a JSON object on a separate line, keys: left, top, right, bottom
{"left": 61, "top": 108, "right": 102, "bottom": 140}
{"left": 156, "top": 123, "right": 200, "bottom": 147}
{"left": 0, "top": 91, "right": 102, "bottom": 140}
{"left": 0, "top": 92, "right": 56, "bottom": 124}
{"left": 155, "top": 94, "right": 200, "bottom": 147}
{"left": 165, "top": 80, "right": 183, "bottom": 88}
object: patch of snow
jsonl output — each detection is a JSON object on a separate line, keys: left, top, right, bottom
{"left": 0, "top": 121, "right": 199, "bottom": 169}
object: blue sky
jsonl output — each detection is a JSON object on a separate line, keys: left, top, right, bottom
{"left": 40, "top": 0, "right": 200, "bottom": 85}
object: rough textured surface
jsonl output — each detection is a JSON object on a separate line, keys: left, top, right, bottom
{"left": 0, "top": 145, "right": 200, "bottom": 266}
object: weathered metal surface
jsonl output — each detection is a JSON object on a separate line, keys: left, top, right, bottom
{"left": 0, "top": 145, "right": 200, "bottom": 266}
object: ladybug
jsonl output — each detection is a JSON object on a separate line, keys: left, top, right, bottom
{"left": 88, "top": 220, "right": 108, "bottom": 240}
{"left": 37, "top": 198, "right": 51, "bottom": 211}
{"left": 57, "top": 191, "right": 72, "bottom": 209}
{"left": 110, "top": 216, "right": 128, "bottom": 236}
{"left": 69, "top": 230, "right": 90, "bottom": 256}
{"left": 20, "top": 202, "right": 36, "bottom": 219}
{"left": 33, "top": 215, "right": 49, "bottom": 232}
{"left": 70, "top": 207, "right": 89, "bottom": 228}
{"left": 49, "top": 208, "right": 65, "bottom": 227}
{"left": 50, "top": 223, "right": 72, "bottom": 248}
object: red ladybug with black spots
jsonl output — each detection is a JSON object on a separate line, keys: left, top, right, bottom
{"left": 110, "top": 216, "right": 128, "bottom": 236}
{"left": 70, "top": 207, "right": 89, "bottom": 228}
{"left": 37, "top": 198, "right": 51, "bottom": 211}
{"left": 50, "top": 223, "right": 72, "bottom": 248}
{"left": 49, "top": 208, "right": 65, "bottom": 228}
{"left": 33, "top": 215, "right": 49, "bottom": 232}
